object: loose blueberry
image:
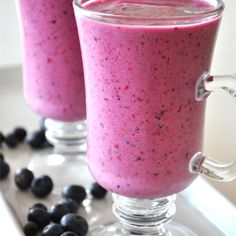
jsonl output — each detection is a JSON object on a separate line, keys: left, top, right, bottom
{"left": 43, "top": 139, "right": 53, "bottom": 148}
{"left": 14, "top": 168, "right": 34, "bottom": 190}
{"left": 59, "top": 198, "right": 79, "bottom": 213}
{"left": 0, "top": 153, "right": 4, "bottom": 162}
{"left": 27, "top": 130, "right": 46, "bottom": 149}
{"left": 42, "top": 223, "right": 64, "bottom": 236}
{"left": 27, "top": 208, "right": 51, "bottom": 229}
{"left": 23, "top": 221, "right": 39, "bottom": 236}
{"left": 61, "top": 232, "right": 78, "bottom": 236}
{"left": 49, "top": 203, "right": 69, "bottom": 223}
{"left": 90, "top": 182, "right": 107, "bottom": 199}
{"left": 0, "top": 132, "right": 5, "bottom": 145}
{"left": 12, "top": 127, "right": 27, "bottom": 142}
{"left": 62, "top": 185, "right": 86, "bottom": 204}
{"left": 31, "top": 175, "right": 53, "bottom": 198}
{"left": 29, "top": 202, "right": 48, "bottom": 212}
{"left": 0, "top": 161, "right": 10, "bottom": 180}
{"left": 4, "top": 133, "right": 18, "bottom": 148}
{"left": 60, "top": 213, "right": 88, "bottom": 236}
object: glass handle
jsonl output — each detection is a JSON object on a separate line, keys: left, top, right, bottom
{"left": 190, "top": 72, "right": 236, "bottom": 181}
{"left": 195, "top": 72, "right": 236, "bottom": 101}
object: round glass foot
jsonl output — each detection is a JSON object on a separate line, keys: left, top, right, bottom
{"left": 88, "top": 221, "right": 197, "bottom": 236}
{"left": 28, "top": 151, "right": 94, "bottom": 193}
{"left": 169, "top": 223, "right": 197, "bottom": 236}
{"left": 27, "top": 119, "right": 94, "bottom": 192}
{"left": 81, "top": 194, "right": 114, "bottom": 231}
{"left": 87, "top": 194, "right": 198, "bottom": 236}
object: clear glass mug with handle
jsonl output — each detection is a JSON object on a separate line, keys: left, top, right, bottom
{"left": 73, "top": 0, "right": 236, "bottom": 235}
{"left": 193, "top": 72, "right": 236, "bottom": 181}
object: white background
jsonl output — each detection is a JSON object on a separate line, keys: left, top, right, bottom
{"left": 0, "top": 0, "right": 236, "bottom": 204}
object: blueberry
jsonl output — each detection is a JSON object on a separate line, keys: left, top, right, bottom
{"left": 59, "top": 198, "right": 79, "bottom": 213}
{"left": 61, "top": 232, "right": 78, "bottom": 236}
{"left": 90, "top": 182, "right": 107, "bottom": 199}
{"left": 49, "top": 203, "right": 69, "bottom": 223}
{"left": 31, "top": 175, "right": 53, "bottom": 198}
{"left": 27, "top": 130, "right": 46, "bottom": 149}
{"left": 23, "top": 221, "right": 39, "bottom": 236}
{"left": 12, "top": 127, "right": 27, "bottom": 142}
{"left": 4, "top": 133, "right": 18, "bottom": 148}
{"left": 29, "top": 203, "right": 48, "bottom": 212}
{"left": 27, "top": 208, "right": 51, "bottom": 229}
{"left": 14, "top": 168, "right": 34, "bottom": 190}
{"left": 0, "top": 161, "right": 10, "bottom": 180}
{"left": 43, "top": 139, "right": 53, "bottom": 148}
{"left": 60, "top": 213, "right": 88, "bottom": 236}
{"left": 0, "top": 132, "right": 5, "bottom": 145}
{"left": 42, "top": 223, "right": 64, "bottom": 236}
{"left": 0, "top": 153, "right": 4, "bottom": 162}
{"left": 62, "top": 185, "right": 86, "bottom": 204}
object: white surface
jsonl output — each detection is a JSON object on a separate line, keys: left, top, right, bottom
{"left": 182, "top": 179, "right": 236, "bottom": 236}
{"left": 0, "top": 67, "right": 236, "bottom": 236}
{"left": 0, "top": 192, "right": 24, "bottom": 236}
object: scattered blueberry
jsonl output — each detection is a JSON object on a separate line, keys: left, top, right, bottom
{"left": 43, "top": 139, "right": 53, "bottom": 148}
{"left": 62, "top": 185, "right": 86, "bottom": 204}
{"left": 27, "top": 208, "right": 51, "bottom": 229}
{"left": 0, "top": 161, "right": 10, "bottom": 180}
{"left": 0, "top": 153, "right": 4, "bottom": 162}
{"left": 60, "top": 213, "right": 88, "bottom": 236}
{"left": 0, "top": 132, "right": 5, "bottom": 145}
{"left": 4, "top": 133, "right": 18, "bottom": 148}
{"left": 27, "top": 130, "right": 46, "bottom": 149}
{"left": 59, "top": 198, "right": 79, "bottom": 213}
{"left": 12, "top": 127, "right": 27, "bottom": 142}
{"left": 49, "top": 203, "right": 69, "bottom": 223}
{"left": 90, "top": 182, "right": 107, "bottom": 199}
{"left": 42, "top": 223, "right": 64, "bottom": 236}
{"left": 61, "top": 232, "right": 78, "bottom": 236}
{"left": 23, "top": 221, "right": 39, "bottom": 236}
{"left": 14, "top": 168, "right": 34, "bottom": 190}
{"left": 29, "top": 202, "right": 48, "bottom": 212}
{"left": 31, "top": 175, "right": 53, "bottom": 198}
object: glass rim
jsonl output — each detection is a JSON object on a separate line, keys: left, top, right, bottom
{"left": 73, "top": 0, "right": 224, "bottom": 25}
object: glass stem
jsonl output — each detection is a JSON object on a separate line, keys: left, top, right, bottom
{"left": 112, "top": 194, "right": 176, "bottom": 235}
{"left": 45, "top": 119, "right": 87, "bottom": 155}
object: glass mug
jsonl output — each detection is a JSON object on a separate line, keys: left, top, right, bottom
{"left": 15, "top": 0, "right": 92, "bottom": 190}
{"left": 73, "top": 0, "right": 236, "bottom": 235}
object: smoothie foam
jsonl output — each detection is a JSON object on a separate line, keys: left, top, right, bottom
{"left": 75, "top": 0, "right": 221, "bottom": 198}
{"left": 16, "top": 0, "right": 86, "bottom": 121}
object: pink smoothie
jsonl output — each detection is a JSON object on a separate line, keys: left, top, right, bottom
{"left": 75, "top": 0, "right": 222, "bottom": 198}
{"left": 16, "top": 0, "right": 86, "bottom": 121}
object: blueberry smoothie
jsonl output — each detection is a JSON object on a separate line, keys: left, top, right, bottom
{"left": 74, "top": 0, "right": 222, "bottom": 198}
{"left": 16, "top": 0, "right": 86, "bottom": 121}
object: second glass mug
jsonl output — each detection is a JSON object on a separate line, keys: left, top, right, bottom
{"left": 15, "top": 0, "right": 93, "bottom": 190}
{"left": 73, "top": 0, "right": 236, "bottom": 235}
